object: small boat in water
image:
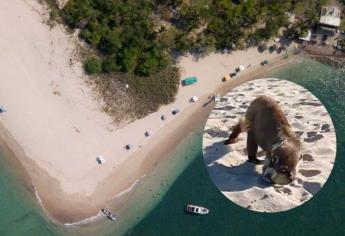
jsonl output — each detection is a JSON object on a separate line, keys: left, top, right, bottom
{"left": 101, "top": 208, "right": 117, "bottom": 221}
{"left": 185, "top": 204, "right": 209, "bottom": 215}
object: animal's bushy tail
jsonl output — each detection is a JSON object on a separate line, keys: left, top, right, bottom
{"left": 224, "top": 118, "right": 248, "bottom": 145}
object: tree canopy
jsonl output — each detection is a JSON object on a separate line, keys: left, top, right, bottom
{"left": 61, "top": 0, "right": 330, "bottom": 76}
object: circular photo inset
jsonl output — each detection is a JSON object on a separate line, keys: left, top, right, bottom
{"left": 202, "top": 78, "right": 336, "bottom": 212}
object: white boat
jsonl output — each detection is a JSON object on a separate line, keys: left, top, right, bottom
{"left": 101, "top": 208, "right": 117, "bottom": 221}
{"left": 185, "top": 204, "right": 209, "bottom": 215}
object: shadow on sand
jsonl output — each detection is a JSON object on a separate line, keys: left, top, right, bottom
{"left": 203, "top": 139, "right": 270, "bottom": 192}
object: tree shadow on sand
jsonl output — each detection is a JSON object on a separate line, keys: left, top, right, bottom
{"left": 203, "top": 139, "right": 271, "bottom": 192}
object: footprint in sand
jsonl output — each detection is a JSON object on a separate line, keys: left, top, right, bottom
{"left": 303, "top": 181, "right": 322, "bottom": 195}
{"left": 304, "top": 134, "right": 324, "bottom": 143}
{"left": 320, "top": 124, "right": 330, "bottom": 133}
{"left": 299, "top": 101, "right": 322, "bottom": 106}
{"left": 204, "top": 129, "right": 229, "bottom": 138}
{"left": 299, "top": 169, "right": 321, "bottom": 177}
{"left": 274, "top": 186, "right": 291, "bottom": 195}
{"left": 302, "top": 154, "right": 314, "bottom": 162}
{"left": 224, "top": 115, "right": 237, "bottom": 119}
{"left": 281, "top": 187, "right": 292, "bottom": 195}
{"left": 214, "top": 105, "right": 236, "bottom": 111}
{"left": 291, "top": 122, "right": 306, "bottom": 130}
{"left": 306, "top": 131, "right": 318, "bottom": 138}
{"left": 294, "top": 131, "right": 304, "bottom": 138}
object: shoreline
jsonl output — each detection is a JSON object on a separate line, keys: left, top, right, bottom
{"left": 0, "top": 0, "right": 302, "bottom": 228}
{"left": 0, "top": 52, "right": 298, "bottom": 225}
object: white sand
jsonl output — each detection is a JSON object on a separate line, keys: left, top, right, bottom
{"left": 0, "top": 0, "right": 295, "bottom": 221}
{"left": 203, "top": 78, "right": 336, "bottom": 212}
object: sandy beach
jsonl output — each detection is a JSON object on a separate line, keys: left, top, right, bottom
{"left": 203, "top": 78, "right": 336, "bottom": 212}
{"left": 0, "top": 0, "right": 297, "bottom": 223}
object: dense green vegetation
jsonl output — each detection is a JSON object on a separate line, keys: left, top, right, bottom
{"left": 51, "top": 0, "right": 334, "bottom": 121}
{"left": 62, "top": 0, "right": 170, "bottom": 76}
{"left": 61, "top": 0, "right": 331, "bottom": 71}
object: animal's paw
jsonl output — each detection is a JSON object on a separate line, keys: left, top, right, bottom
{"left": 224, "top": 138, "right": 239, "bottom": 145}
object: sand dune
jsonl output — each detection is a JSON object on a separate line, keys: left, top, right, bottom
{"left": 203, "top": 78, "right": 336, "bottom": 212}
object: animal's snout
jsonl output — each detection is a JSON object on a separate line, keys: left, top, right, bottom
{"left": 264, "top": 172, "right": 272, "bottom": 179}
{"left": 262, "top": 167, "right": 277, "bottom": 184}
{"left": 263, "top": 173, "right": 273, "bottom": 181}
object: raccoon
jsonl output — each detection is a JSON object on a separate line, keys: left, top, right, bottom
{"left": 224, "top": 96, "right": 301, "bottom": 185}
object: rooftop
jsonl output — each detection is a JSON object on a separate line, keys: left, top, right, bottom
{"left": 299, "top": 29, "right": 312, "bottom": 42}
{"left": 319, "top": 6, "right": 341, "bottom": 28}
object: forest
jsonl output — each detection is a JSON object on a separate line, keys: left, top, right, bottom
{"left": 48, "top": 0, "right": 334, "bottom": 121}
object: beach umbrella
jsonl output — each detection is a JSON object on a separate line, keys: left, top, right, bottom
{"left": 125, "top": 144, "right": 133, "bottom": 150}
{"left": 191, "top": 96, "right": 199, "bottom": 102}
{"left": 239, "top": 65, "right": 245, "bottom": 71}
{"left": 145, "top": 131, "right": 150, "bottom": 137}
{"left": 0, "top": 106, "right": 6, "bottom": 113}
{"left": 258, "top": 44, "right": 268, "bottom": 52}
{"left": 161, "top": 115, "right": 167, "bottom": 121}
{"left": 172, "top": 108, "right": 180, "bottom": 115}
{"left": 97, "top": 155, "right": 105, "bottom": 164}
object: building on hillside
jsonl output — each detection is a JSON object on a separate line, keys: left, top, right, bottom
{"left": 299, "top": 29, "right": 312, "bottom": 42}
{"left": 319, "top": 6, "right": 341, "bottom": 35}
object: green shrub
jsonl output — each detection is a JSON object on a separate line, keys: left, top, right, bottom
{"left": 102, "top": 56, "right": 118, "bottom": 73}
{"left": 84, "top": 58, "right": 102, "bottom": 75}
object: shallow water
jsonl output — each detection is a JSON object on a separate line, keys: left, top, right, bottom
{"left": 129, "top": 58, "right": 345, "bottom": 236}
{"left": 0, "top": 57, "right": 344, "bottom": 235}
{"left": 0, "top": 125, "right": 203, "bottom": 235}
{"left": 0, "top": 147, "right": 63, "bottom": 235}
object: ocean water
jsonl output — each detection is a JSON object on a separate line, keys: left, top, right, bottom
{"left": 0, "top": 147, "right": 63, "bottom": 235}
{"left": 0, "top": 57, "right": 344, "bottom": 236}
{"left": 129, "top": 58, "right": 345, "bottom": 236}
{"left": 0, "top": 126, "right": 203, "bottom": 235}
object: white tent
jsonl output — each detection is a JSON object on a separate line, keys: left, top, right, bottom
{"left": 97, "top": 155, "right": 105, "bottom": 164}
{"left": 238, "top": 65, "right": 245, "bottom": 71}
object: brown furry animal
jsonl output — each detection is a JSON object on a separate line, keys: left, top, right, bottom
{"left": 224, "top": 95, "right": 301, "bottom": 185}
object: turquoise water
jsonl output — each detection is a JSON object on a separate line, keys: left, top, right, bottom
{"left": 129, "top": 58, "right": 345, "bottom": 236}
{"left": 0, "top": 127, "right": 203, "bottom": 235}
{"left": 0, "top": 57, "right": 344, "bottom": 235}
{"left": 0, "top": 147, "right": 62, "bottom": 235}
